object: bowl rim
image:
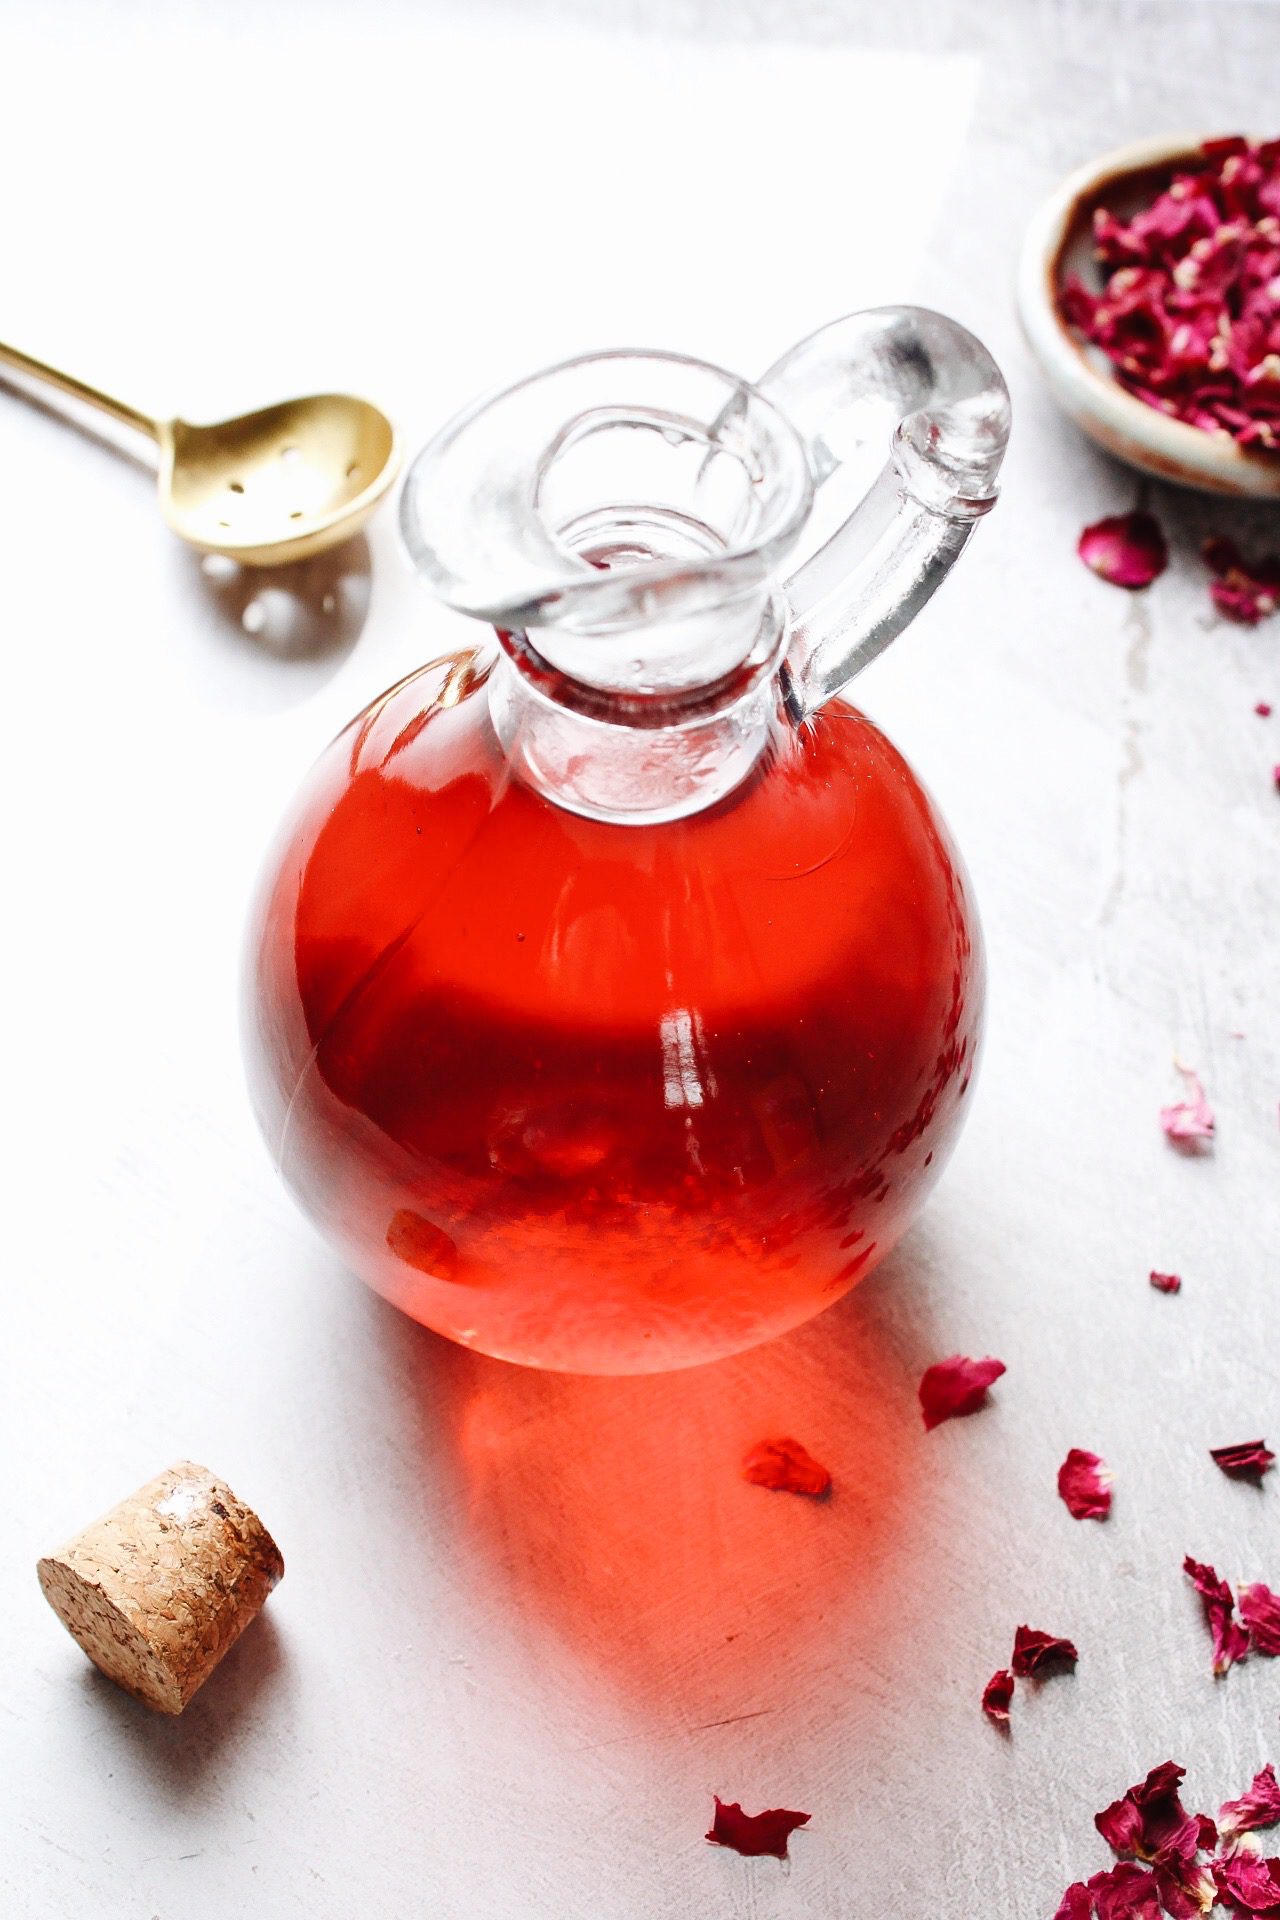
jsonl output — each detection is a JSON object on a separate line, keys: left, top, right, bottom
{"left": 1016, "top": 131, "right": 1280, "bottom": 495}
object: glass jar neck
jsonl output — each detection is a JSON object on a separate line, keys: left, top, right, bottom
{"left": 487, "top": 588, "right": 789, "bottom": 826}
{"left": 398, "top": 348, "right": 812, "bottom": 822}
{"left": 402, "top": 320, "right": 1012, "bottom": 821}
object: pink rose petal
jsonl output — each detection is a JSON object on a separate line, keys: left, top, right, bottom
{"left": 1059, "top": 140, "right": 1280, "bottom": 453}
{"left": 1011, "top": 1624, "right": 1078, "bottom": 1678}
{"left": 1213, "top": 1851, "right": 1280, "bottom": 1915}
{"left": 982, "top": 1667, "right": 1014, "bottom": 1724}
{"left": 1058, "top": 1448, "right": 1114, "bottom": 1520}
{"left": 1096, "top": 1761, "right": 1195, "bottom": 1858}
{"left": 706, "top": 1797, "right": 810, "bottom": 1861}
{"left": 1097, "top": 1796, "right": 1147, "bottom": 1858}
{"left": 1079, "top": 512, "right": 1169, "bottom": 589}
{"left": 1087, "top": 1862, "right": 1164, "bottom": 1920}
{"left": 1210, "top": 1440, "right": 1275, "bottom": 1483}
{"left": 1149, "top": 1269, "right": 1183, "bottom": 1294}
{"left": 1239, "top": 1581, "right": 1280, "bottom": 1655}
{"left": 741, "top": 1436, "right": 832, "bottom": 1498}
{"left": 1154, "top": 1859, "right": 1219, "bottom": 1920}
{"left": 1184, "top": 1555, "right": 1250, "bottom": 1673}
{"left": 1161, "top": 1065, "right": 1216, "bottom": 1144}
{"left": 1220, "top": 1765, "right": 1280, "bottom": 1846}
{"left": 1055, "top": 1758, "right": 1278, "bottom": 1920}
{"left": 1132, "top": 1763, "right": 1194, "bottom": 1850}
{"left": 1205, "top": 537, "right": 1280, "bottom": 625}
{"left": 918, "top": 1354, "right": 1006, "bottom": 1429}
{"left": 1091, "top": 1763, "right": 1218, "bottom": 1920}
{"left": 1194, "top": 1814, "right": 1219, "bottom": 1853}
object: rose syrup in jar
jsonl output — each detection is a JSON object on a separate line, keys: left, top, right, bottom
{"left": 244, "top": 316, "right": 1009, "bottom": 1371}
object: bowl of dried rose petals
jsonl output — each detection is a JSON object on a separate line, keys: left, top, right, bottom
{"left": 1017, "top": 132, "right": 1280, "bottom": 496}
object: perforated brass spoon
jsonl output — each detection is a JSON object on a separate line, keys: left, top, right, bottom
{"left": 0, "top": 338, "right": 400, "bottom": 566}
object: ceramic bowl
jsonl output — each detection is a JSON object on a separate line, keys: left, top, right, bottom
{"left": 1017, "top": 132, "right": 1280, "bottom": 499}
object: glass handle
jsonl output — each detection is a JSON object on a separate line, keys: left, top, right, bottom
{"left": 758, "top": 307, "right": 1011, "bottom": 718}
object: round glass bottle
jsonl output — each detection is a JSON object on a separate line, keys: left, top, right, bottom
{"left": 244, "top": 309, "right": 1010, "bottom": 1373}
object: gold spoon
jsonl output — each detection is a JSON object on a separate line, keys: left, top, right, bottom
{"left": 0, "top": 339, "right": 400, "bottom": 566}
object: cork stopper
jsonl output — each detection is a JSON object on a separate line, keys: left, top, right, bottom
{"left": 37, "top": 1461, "right": 284, "bottom": 1714}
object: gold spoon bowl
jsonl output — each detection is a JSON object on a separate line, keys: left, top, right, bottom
{"left": 0, "top": 340, "right": 400, "bottom": 565}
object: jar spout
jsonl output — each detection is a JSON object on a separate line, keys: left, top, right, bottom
{"left": 398, "top": 349, "right": 814, "bottom": 701}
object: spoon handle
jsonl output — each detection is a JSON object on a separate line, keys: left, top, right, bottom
{"left": 0, "top": 339, "right": 158, "bottom": 439}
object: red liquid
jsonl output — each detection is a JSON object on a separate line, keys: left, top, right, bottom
{"left": 244, "top": 648, "right": 982, "bottom": 1373}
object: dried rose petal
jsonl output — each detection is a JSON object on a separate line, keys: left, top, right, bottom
{"left": 1011, "top": 1624, "right": 1078, "bottom": 1678}
{"left": 1134, "top": 1769, "right": 1197, "bottom": 1853}
{"left": 1205, "top": 537, "right": 1280, "bottom": 625}
{"left": 705, "top": 1797, "right": 810, "bottom": 1860}
{"left": 1154, "top": 1852, "right": 1217, "bottom": 1919}
{"left": 1257, "top": 701, "right": 1274, "bottom": 717}
{"left": 1213, "top": 1851, "right": 1280, "bottom": 1915}
{"left": 919, "top": 1354, "right": 1006, "bottom": 1429}
{"left": 1161, "top": 1065, "right": 1216, "bottom": 1144}
{"left": 1096, "top": 1793, "right": 1147, "bottom": 1857}
{"left": 1273, "top": 764, "right": 1280, "bottom": 791}
{"left": 1184, "top": 1555, "right": 1250, "bottom": 1673}
{"left": 1094, "top": 1763, "right": 1219, "bottom": 1918}
{"left": 741, "top": 1437, "right": 832, "bottom": 1498}
{"left": 1215, "top": 580, "right": 1276, "bottom": 624}
{"left": 1087, "top": 1863, "right": 1164, "bottom": 1920}
{"left": 1220, "top": 1765, "right": 1280, "bottom": 1846}
{"left": 1210, "top": 1440, "right": 1276, "bottom": 1483}
{"left": 1078, "top": 512, "right": 1169, "bottom": 589}
{"left": 1058, "top": 1448, "right": 1114, "bottom": 1520}
{"left": 1057, "top": 1761, "right": 1278, "bottom": 1920}
{"left": 1096, "top": 1762, "right": 1188, "bottom": 1855}
{"left": 982, "top": 1667, "right": 1014, "bottom": 1724}
{"left": 1060, "top": 139, "right": 1280, "bottom": 452}
{"left": 1240, "top": 1581, "right": 1280, "bottom": 1655}
{"left": 1149, "top": 1269, "right": 1183, "bottom": 1294}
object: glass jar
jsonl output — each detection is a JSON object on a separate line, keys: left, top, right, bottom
{"left": 243, "top": 309, "right": 1010, "bottom": 1373}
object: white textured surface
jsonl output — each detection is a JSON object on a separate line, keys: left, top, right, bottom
{"left": 2, "top": 3, "right": 1278, "bottom": 1916}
